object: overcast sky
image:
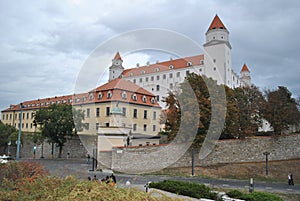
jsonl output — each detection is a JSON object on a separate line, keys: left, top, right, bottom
{"left": 1, "top": 0, "right": 300, "bottom": 112}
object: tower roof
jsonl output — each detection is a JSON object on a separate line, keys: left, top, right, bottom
{"left": 207, "top": 15, "right": 227, "bottom": 31}
{"left": 113, "top": 52, "right": 123, "bottom": 61}
{"left": 241, "top": 64, "right": 250, "bottom": 72}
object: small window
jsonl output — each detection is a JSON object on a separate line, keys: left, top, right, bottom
{"left": 155, "top": 68, "right": 159, "bottom": 72}
{"left": 133, "top": 79, "right": 136, "bottom": 83}
{"left": 133, "top": 109, "right": 137, "bottom": 118}
{"left": 89, "top": 93, "right": 94, "bottom": 100}
{"left": 151, "top": 76, "right": 154, "bottom": 81}
{"left": 142, "top": 95, "right": 147, "bottom": 103}
{"left": 146, "top": 77, "right": 149, "bottom": 82}
{"left": 170, "top": 83, "right": 173, "bottom": 89}
{"left": 153, "top": 111, "right": 157, "bottom": 120}
{"left": 86, "top": 108, "right": 90, "bottom": 118}
{"left": 163, "top": 74, "right": 166, "bottom": 79}
{"left": 187, "top": 62, "right": 192, "bottom": 66}
{"left": 169, "top": 73, "right": 173, "bottom": 78}
{"left": 144, "top": 110, "right": 147, "bottom": 119}
{"left": 169, "top": 65, "right": 174, "bottom": 69}
{"left": 176, "top": 72, "right": 180, "bottom": 77}
{"left": 143, "top": 124, "right": 147, "bottom": 132}
{"left": 132, "top": 94, "right": 137, "bottom": 101}
{"left": 213, "top": 67, "right": 216, "bottom": 71}
{"left": 213, "top": 59, "right": 216, "bottom": 63}
{"left": 139, "top": 78, "right": 142, "bottom": 83}
{"left": 85, "top": 123, "right": 90, "bottom": 130}
{"left": 156, "top": 85, "right": 160, "bottom": 91}
{"left": 82, "top": 96, "right": 86, "bottom": 102}
{"left": 156, "top": 75, "right": 160, "bottom": 80}
{"left": 98, "top": 93, "right": 103, "bottom": 100}
{"left": 156, "top": 95, "right": 160, "bottom": 101}
{"left": 122, "top": 107, "right": 126, "bottom": 116}
{"left": 141, "top": 70, "right": 145, "bottom": 75}
{"left": 107, "top": 91, "right": 112, "bottom": 98}
{"left": 122, "top": 91, "right": 127, "bottom": 99}
{"left": 200, "top": 60, "right": 204, "bottom": 65}
{"left": 153, "top": 125, "right": 156, "bottom": 131}
{"left": 129, "top": 73, "right": 133, "bottom": 77}
{"left": 151, "top": 97, "right": 155, "bottom": 104}
{"left": 133, "top": 123, "right": 137, "bottom": 131}
{"left": 96, "top": 123, "right": 100, "bottom": 130}
{"left": 96, "top": 108, "right": 100, "bottom": 117}
{"left": 106, "top": 107, "right": 110, "bottom": 116}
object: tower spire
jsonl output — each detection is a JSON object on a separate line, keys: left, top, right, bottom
{"left": 207, "top": 14, "right": 227, "bottom": 32}
{"left": 114, "top": 51, "right": 123, "bottom": 61}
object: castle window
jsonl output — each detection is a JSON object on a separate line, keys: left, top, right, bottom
{"left": 86, "top": 108, "right": 90, "bottom": 118}
{"left": 141, "top": 70, "right": 145, "bottom": 75}
{"left": 176, "top": 72, "right": 180, "bottom": 77}
{"left": 129, "top": 73, "right": 133, "bottom": 77}
{"left": 187, "top": 62, "right": 192, "bottom": 66}
{"left": 98, "top": 93, "right": 103, "bottom": 100}
{"left": 143, "top": 124, "right": 147, "bottom": 132}
{"left": 156, "top": 95, "right": 160, "bottom": 101}
{"left": 153, "top": 111, "right": 157, "bottom": 120}
{"left": 169, "top": 73, "right": 173, "bottom": 78}
{"left": 106, "top": 107, "right": 110, "bottom": 116}
{"left": 146, "top": 77, "right": 149, "bottom": 82}
{"left": 122, "top": 91, "right": 127, "bottom": 100}
{"left": 170, "top": 83, "right": 173, "bottom": 89}
{"left": 142, "top": 95, "right": 147, "bottom": 103}
{"left": 151, "top": 76, "right": 154, "bottom": 81}
{"left": 89, "top": 93, "right": 94, "bottom": 100}
{"left": 163, "top": 74, "right": 166, "bottom": 79}
{"left": 82, "top": 96, "right": 86, "bottom": 102}
{"left": 213, "top": 67, "right": 216, "bottom": 71}
{"left": 139, "top": 78, "right": 142, "bottom": 83}
{"left": 144, "top": 110, "right": 147, "bottom": 119}
{"left": 132, "top": 94, "right": 137, "bottom": 101}
{"left": 213, "top": 59, "right": 216, "bottom": 63}
{"left": 133, "top": 123, "right": 137, "bottom": 131}
{"left": 169, "top": 65, "right": 174, "bottom": 69}
{"left": 151, "top": 97, "right": 155, "bottom": 104}
{"left": 122, "top": 107, "right": 126, "bottom": 116}
{"left": 155, "top": 68, "right": 159, "bottom": 72}
{"left": 156, "top": 75, "right": 160, "bottom": 80}
{"left": 96, "top": 108, "right": 100, "bottom": 117}
{"left": 107, "top": 91, "right": 112, "bottom": 99}
{"left": 153, "top": 125, "right": 156, "bottom": 132}
{"left": 133, "top": 79, "right": 136, "bottom": 83}
{"left": 156, "top": 85, "right": 160, "bottom": 91}
{"left": 133, "top": 109, "right": 137, "bottom": 118}
{"left": 200, "top": 60, "right": 204, "bottom": 65}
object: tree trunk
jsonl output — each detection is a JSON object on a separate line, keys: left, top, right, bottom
{"left": 58, "top": 145, "right": 63, "bottom": 158}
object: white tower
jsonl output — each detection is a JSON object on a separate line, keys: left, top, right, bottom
{"left": 240, "top": 64, "right": 251, "bottom": 86}
{"left": 109, "top": 52, "right": 124, "bottom": 81}
{"left": 203, "top": 15, "right": 233, "bottom": 87}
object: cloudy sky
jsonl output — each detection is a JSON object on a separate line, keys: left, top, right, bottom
{"left": 1, "top": 0, "right": 300, "bottom": 112}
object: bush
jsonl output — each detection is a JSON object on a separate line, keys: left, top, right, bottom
{"left": 227, "top": 190, "right": 283, "bottom": 201}
{"left": 0, "top": 161, "right": 48, "bottom": 182}
{"left": 149, "top": 180, "right": 217, "bottom": 199}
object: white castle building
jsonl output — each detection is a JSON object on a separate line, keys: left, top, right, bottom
{"left": 109, "top": 15, "right": 251, "bottom": 107}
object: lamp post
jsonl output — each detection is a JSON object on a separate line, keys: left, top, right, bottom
{"left": 16, "top": 103, "right": 23, "bottom": 160}
{"left": 263, "top": 151, "right": 270, "bottom": 175}
{"left": 191, "top": 148, "right": 195, "bottom": 176}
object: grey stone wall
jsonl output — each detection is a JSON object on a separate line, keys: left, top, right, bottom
{"left": 106, "top": 134, "right": 300, "bottom": 171}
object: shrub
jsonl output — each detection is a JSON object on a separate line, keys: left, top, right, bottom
{"left": 149, "top": 180, "right": 217, "bottom": 199}
{"left": 227, "top": 190, "right": 283, "bottom": 201}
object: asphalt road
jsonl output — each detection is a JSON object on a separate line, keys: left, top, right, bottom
{"left": 24, "top": 158, "right": 300, "bottom": 195}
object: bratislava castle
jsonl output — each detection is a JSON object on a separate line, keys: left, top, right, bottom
{"left": 109, "top": 15, "right": 251, "bottom": 107}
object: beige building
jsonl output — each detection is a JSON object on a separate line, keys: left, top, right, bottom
{"left": 1, "top": 78, "right": 162, "bottom": 141}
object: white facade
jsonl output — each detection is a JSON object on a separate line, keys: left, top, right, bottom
{"left": 109, "top": 15, "right": 251, "bottom": 108}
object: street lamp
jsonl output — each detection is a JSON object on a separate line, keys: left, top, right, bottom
{"left": 263, "top": 151, "right": 270, "bottom": 175}
{"left": 16, "top": 103, "right": 23, "bottom": 160}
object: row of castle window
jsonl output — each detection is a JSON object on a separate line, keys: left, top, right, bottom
{"left": 85, "top": 107, "right": 157, "bottom": 120}
{"left": 3, "top": 112, "right": 35, "bottom": 121}
{"left": 86, "top": 122, "right": 157, "bottom": 132}
{"left": 12, "top": 122, "right": 34, "bottom": 129}
{"left": 22, "top": 99, "right": 72, "bottom": 108}
{"left": 74, "top": 92, "right": 155, "bottom": 104}
{"left": 132, "top": 71, "right": 188, "bottom": 84}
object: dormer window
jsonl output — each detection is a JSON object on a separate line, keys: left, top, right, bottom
{"left": 89, "top": 93, "right": 94, "bottom": 100}
{"left": 141, "top": 70, "right": 145, "bottom": 75}
{"left": 155, "top": 68, "right": 159, "bottom": 72}
{"left": 107, "top": 91, "right": 112, "bottom": 99}
{"left": 142, "top": 95, "right": 147, "bottom": 103}
{"left": 151, "top": 97, "right": 155, "bottom": 104}
{"left": 122, "top": 91, "right": 127, "bottom": 100}
{"left": 187, "top": 62, "right": 192, "bottom": 67}
{"left": 129, "top": 73, "right": 133, "bottom": 77}
{"left": 98, "top": 93, "right": 103, "bottom": 100}
{"left": 200, "top": 60, "right": 204, "bottom": 65}
{"left": 132, "top": 94, "right": 137, "bottom": 101}
{"left": 82, "top": 96, "right": 86, "bottom": 102}
{"left": 169, "top": 65, "right": 174, "bottom": 69}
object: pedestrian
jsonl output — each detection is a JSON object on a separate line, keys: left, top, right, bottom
{"left": 144, "top": 181, "right": 151, "bottom": 193}
{"left": 290, "top": 174, "right": 294, "bottom": 185}
{"left": 88, "top": 176, "right": 91, "bottom": 181}
{"left": 87, "top": 154, "right": 90, "bottom": 164}
{"left": 93, "top": 175, "right": 98, "bottom": 181}
{"left": 111, "top": 173, "right": 117, "bottom": 183}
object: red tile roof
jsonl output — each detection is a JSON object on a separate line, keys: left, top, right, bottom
{"left": 114, "top": 52, "right": 123, "bottom": 61}
{"left": 2, "top": 78, "right": 160, "bottom": 112}
{"left": 241, "top": 64, "right": 250, "bottom": 72}
{"left": 207, "top": 15, "right": 227, "bottom": 31}
{"left": 122, "top": 54, "right": 204, "bottom": 78}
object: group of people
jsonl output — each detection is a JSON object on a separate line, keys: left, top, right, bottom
{"left": 88, "top": 174, "right": 117, "bottom": 186}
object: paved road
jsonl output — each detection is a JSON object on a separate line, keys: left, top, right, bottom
{"left": 24, "top": 158, "right": 300, "bottom": 195}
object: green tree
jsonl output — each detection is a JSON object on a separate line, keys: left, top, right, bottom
{"left": 33, "top": 104, "right": 84, "bottom": 158}
{"left": 233, "top": 85, "right": 265, "bottom": 138}
{"left": 220, "top": 86, "right": 239, "bottom": 139}
{"left": 264, "top": 86, "right": 300, "bottom": 134}
{"left": 0, "top": 121, "right": 18, "bottom": 154}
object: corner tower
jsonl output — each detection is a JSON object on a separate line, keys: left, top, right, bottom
{"left": 109, "top": 52, "right": 124, "bottom": 81}
{"left": 203, "top": 15, "right": 233, "bottom": 87}
{"left": 240, "top": 64, "right": 251, "bottom": 86}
